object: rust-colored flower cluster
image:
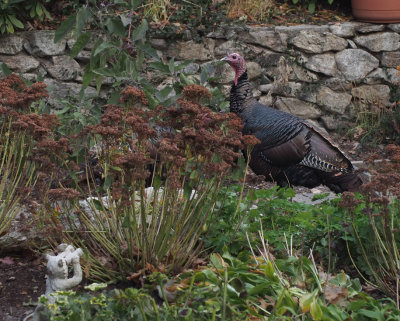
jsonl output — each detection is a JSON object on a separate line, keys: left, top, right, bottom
{"left": 0, "top": 74, "right": 48, "bottom": 110}
{"left": 85, "top": 84, "right": 252, "bottom": 191}
{"left": 0, "top": 74, "right": 74, "bottom": 204}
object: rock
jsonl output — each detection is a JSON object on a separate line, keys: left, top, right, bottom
{"left": 214, "top": 40, "right": 243, "bottom": 56}
{"left": 182, "top": 62, "right": 199, "bottom": 75}
{"left": 168, "top": 39, "right": 214, "bottom": 61}
{"left": 259, "top": 83, "right": 273, "bottom": 93}
{"left": 258, "top": 94, "right": 274, "bottom": 106}
{"left": 216, "top": 63, "right": 235, "bottom": 84}
{"left": 75, "top": 50, "right": 92, "bottom": 62}
{"left": 25, "top": 31, "right": 67, "bottom": 57}
{"left": 324, "top": 77, "right": 353, "bottom": 91}
{"left": 354, "top": 32, "right": 400, "bottom": 52}
{"left": 347, "top": 39, "right": 357, "bottom": 49}
{"left": 275, "top": 24, "right": 330, "bottom": 37}
{"left": 44, "top": 78, "right": 97, "bottom": 109}
{"left": 22, "top": 73, "right": 38, "bottom": 81}
{"left": 321, "top": 115, "right": 340, "bottom": 130}
{"left": 0, "top": 53, "right": 39, "bottom": 73}
{"left": 0, "top": 207, "right": 42, "bottom": 252}
{"left": 366, "top": 67, "right": 400, "bottom": 84}
{"left": 316, "top": 87, "right": 352, "bottom": 114}
{"left": 247, "top": 61, "right": 262, "bottom": 80}
{"left": 357, "top": 24, "right": 385, "bottom": 33}
{"left": 289, "top": 30, "right": 348, "bottom": 54}
{"left": 289, "top": 63, "right": 318, "bottom": 83}
{"left": 274, "top": 97, "right": 321, "bottom": 119}
{"left": 45, "top": 55, "right": 81, "bottom": 81}
{"left": 305, "top": 53, "right": 337, "bottom": 76}
{"left": 0, "top": 35, "right": 25, "bottom": 55}
{"left": 381, "top": 51, "right": 400, "bottom": 68}
{"left": 245, "top": 28, "right": 288, "bottom": 52}
{"left": 351, "top": 84, "right": 391, "bottom": 106}
{"left": 150, "top": 38, "right": 168, "bottom": 50}
{"left": 388, "top": 24, "right": 400, "bottom": 33}
{"left": 329, "top": 22, "right": 361, "bottom": 37}
{"left": 335, "top": 49, "right": 379, "bottom": 81}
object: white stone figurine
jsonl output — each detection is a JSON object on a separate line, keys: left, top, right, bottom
{"left": 28, "top": 244, "right": 84, "bottom": 321}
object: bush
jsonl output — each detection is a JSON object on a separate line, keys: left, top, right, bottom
{"left": 44, "top": 84, "right": 252, "bottom": 281}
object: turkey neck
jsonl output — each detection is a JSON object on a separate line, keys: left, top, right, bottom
{"left": 229, "top": 70, "right": 256, "bottom": 114}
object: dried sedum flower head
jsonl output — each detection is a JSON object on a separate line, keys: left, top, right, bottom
{"left": 0, "top": 74, "right": 48, "bottom": 110}
{"left": 182, "top": 84, "right": 212, "bottom": 103}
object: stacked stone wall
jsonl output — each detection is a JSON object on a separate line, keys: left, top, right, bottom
{"left": 1, "top": 22, "right": 400, "bottom": 131}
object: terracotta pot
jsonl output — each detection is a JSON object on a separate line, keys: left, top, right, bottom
{"left": 351, "top": 0, "right": 400, "bottom": 23}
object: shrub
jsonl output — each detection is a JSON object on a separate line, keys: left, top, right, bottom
{"left": 45, "top": 84, "right": 252, "bottom": 281}
{"left": 0, "top": 74, "right": 51, "bottom": 247}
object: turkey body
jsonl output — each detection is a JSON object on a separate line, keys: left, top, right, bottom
{"left": 230, "top": 71, "right": 363, "bottom": 193}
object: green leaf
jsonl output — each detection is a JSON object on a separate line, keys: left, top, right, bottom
{"left": 84, "top": 283, "right": 108, "bottom": 291}
{"left": 308, "top": 0, "right": 316, "bottom": 14}
{"left": 75, "top": 7, "right": 91, "bottom": 35}
{"left": 299, "top": 289, "right": 318, "bottom": 313}
{"left": 106, "top": 17, "right": 125, "bottom": 38}
{"left": 183, "top": 181, "right": 193, "bottom": 200}
{"left": 93, "top": 42, "right": 116, "bottom": 56}
{"left": 8, "top": 15, "right": 23, "bottom": 29}
{"left": 130, "top": 0, "right": 141, "bottom": 9}
{"left": 149, "top": 61, "right": 170, "bottom": 74}
{"left": 119, "top": 13, "right": 131, "bottom": 27}
{"left": 103, "top": 174, "right": 112, "bottom": 191}
{"left": 310, "top": 300, "right": 323, "bottom": 321}
{"left": 69, "top": 32, "right": 91, "bottom": 58}
{"left": 131, "top": 19, "right": 148, "bottom": 42}
{"left": 210, "top": 253, "right": 227, "bottom": 269}
{"left": 82, "top": 70, "right": 95, "bottom": 88}
{"left": 136, "top": 42, "right": 160, "bottom": 61}
{"left": 247, "top": 282, "right": 269, "bottom": 296}
{"left": 202, "top": 269, "right": 220, "bottom": 284}
{"left": 168, "top": 57, "right": 175, "bottom": 74}
{"left": 155, "top": 86, "right": 173, "bottom": 102}
{"left": 54, "top": 14, "right": 76, "bottom": 43}
{"left": 92, "top": 199, "right": 104, "bottom": 211}
{"left": 35, "top": 2, "right": 43, "bottom": 17}
{"left": 0, "top": 62, "right": 12, "bottom": 76}
{"left": 357, "top": 309, "right": 385, "bottom": 320}
{"left": 92, "top": 67, "right": 118, "bottom": 77}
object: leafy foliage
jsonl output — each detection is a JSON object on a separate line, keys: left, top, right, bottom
{"left": 0, "top": 0, "right": 52, "bottom": 33}
{"left": 42, "top": 250, "right": 400, "bottom": 320}
{"left": 45, "top": 84, "right": 248, "bottom": 281}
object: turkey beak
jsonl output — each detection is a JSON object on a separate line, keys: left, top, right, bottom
{"left": 220, "top": 56, "right": 229, "bottom": 62}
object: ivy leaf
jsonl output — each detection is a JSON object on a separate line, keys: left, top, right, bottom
{"left": 131, "top": 19, "right": 148, "bottom": 42}
{"left": 54, "top": 14, "right": 76, "bottom": 43}
{"left": 69, "top": 32, "right": 91, "bottom": 58}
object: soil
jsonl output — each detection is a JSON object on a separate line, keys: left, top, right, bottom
{"left": 0, "top": 252, "right": 46, "bottom": 321}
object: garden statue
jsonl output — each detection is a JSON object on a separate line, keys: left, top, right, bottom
{"left": 27, "top": 244, "right": 84, "bottom": 321}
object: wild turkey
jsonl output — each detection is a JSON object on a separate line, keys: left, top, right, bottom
{"left": 221, "top": 53, "right": 363, "bottom": 193}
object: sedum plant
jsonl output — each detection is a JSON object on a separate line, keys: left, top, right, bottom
{"left": 0, "top": 74, "right": 51, "bottom": 246}
{"left": 49, "top": 84, "right": 252, "bottom": 281}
